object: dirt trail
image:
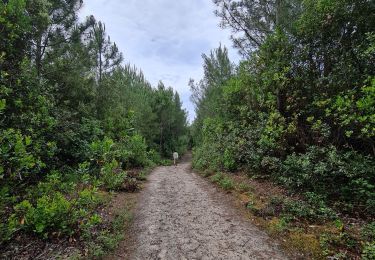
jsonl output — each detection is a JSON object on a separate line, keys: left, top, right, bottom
{"left": 112, "top": 154, "right": 288, "bottom": 260}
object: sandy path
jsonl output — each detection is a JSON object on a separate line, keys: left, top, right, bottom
{"left": 116, "top": 155, "right": 288, "bottom": 260}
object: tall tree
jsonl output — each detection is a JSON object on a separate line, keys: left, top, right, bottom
{"left": 213, "top": 0, "right": 301, "bottom": 55}
{"left": 89, "top": 21, "right": 123, "bottom": 83}
{"left": 26, "top": 0, "right": 83, "bottom": 76}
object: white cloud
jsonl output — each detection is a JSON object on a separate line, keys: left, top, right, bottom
{"left": 79, "top": 0, "right": 239, "bottom": 122}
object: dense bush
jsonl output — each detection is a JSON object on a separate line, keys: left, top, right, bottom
{"left": 14, "top": 193, "right": 76, "bottom": 237}
{"left": 362, "top": 242, "right": 375, "bottom": 260}
{"left": 117, "top": 134, "right": 151, "bottom": 168}
{"left": 191, "top": 1, "right": 375, "bottom": 218}
{"left": 279, "top": 147, "right": 375, "bottom": 213}
{"left": 100, "top": 159, "right": 127, "bottom": 191}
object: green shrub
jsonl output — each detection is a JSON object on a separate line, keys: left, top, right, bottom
{"left": 237, "top": 182, "right": 251, "bottom": 192}
{"left": 219, "top": 176, "right": 234, "bottom": 190}
{"left": 283, "top": 193, "right": 337, "bottom": 222}
{"left": 90, "top": 137, "right": 115, "bottom": 166}
{"left": 14, "top": 192, "right": 75, "bottom": 237}
{"left": 35, "top": 171, "right": 77, "bottom": 195}
{"left": 100, "top": 159, "right": 127, "bottom": 191}
{"left": 192, "top": 146, "right": 210, "bottom": 170}
{"left": 117, "top": 134, "right": 150, "bottom": 168}
{"left": 7, "top": 185, "right": 103, "bottom": 241}
{"left": 362, "top": 242, "right": 375, "bottom": 260}
{"left": 136, "top": 170, "right": 148, "bottom": 181}
{"left": 0, "top": 128, "right": 47, "bottom": 182}
{"left": 161, "top": 159, "right": 173, "bottom": 166}
{"left": 147, "top": 149, "right": 161, "bottom": 164}
{"left": 260, "top": 156, "right": 281, "bottom": 174}
{"left": 361, "top": 222, "right": 375, "bottom": 242}
{"left": 279, "top": 146, "right": 375, "bottom": 214}
{"left": 211, "top": 172, "right": 223, "bottom": 183}
{"left": 223, "top": 148, "right": 237, "bottom": 172}
{"left": 192, "top": 121, "right": 223, "bottom": 171}
{"left": 77, "top": 188, "right": 101, "bottom": 209}
{"left": 258, "top": 194, "right": 337, "bottom": 222}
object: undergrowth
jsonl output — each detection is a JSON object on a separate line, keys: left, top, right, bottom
{"left": 198, "top": 169, "right": 374, "bottom": 259}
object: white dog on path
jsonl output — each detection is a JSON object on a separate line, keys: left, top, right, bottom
{"left": 173, "top": 152, "right": 179, "bottom": 166}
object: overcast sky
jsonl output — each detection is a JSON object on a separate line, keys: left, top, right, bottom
{"left": 79, "top": 0, "right": 239, "bottom": 122}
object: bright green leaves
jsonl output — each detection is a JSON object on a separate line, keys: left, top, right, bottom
{"left": 0, "top": 99, "right": 6, "bottom": 112}
{"left": 0, "top": 129, "right": 44, "bottom": 181}
{"left": 258, "top": 111, "right": 287, "bottom": 153}
{"left": 327, "top": 78, "right": 375, "bottom": 139}
{"left": 0, "top": 0, "right": 30, "bottom": 71}
{"left": 13, "top": 190, "right": 99, "bottom": 238}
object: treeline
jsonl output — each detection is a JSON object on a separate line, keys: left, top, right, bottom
{"left": 0, "top": 0, "right": 187, "bottom": 249}
{"left": 191, "top": 0, "right": 375, "bottom": 217}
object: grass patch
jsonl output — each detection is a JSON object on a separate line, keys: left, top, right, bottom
{"left": 209, "top": 172, "right": 234, "bottom": 190}
{"left": 219, "top": 176, "right": 234, "bottom": 190}
{"left": 236, "top": 182, "right": 251, "bottom": 193}
{"left": 86, "top": 208, "right": 132, "bottom": 258}
{"left": 210, "top": 172, "right": 223, "bottom": 183}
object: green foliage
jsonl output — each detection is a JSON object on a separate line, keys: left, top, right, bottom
{"left": 90, "top": 137, "right": 115, "bottom": 165}
{"left": 0, "top": 129, "right": 45, "bottom": 181}
{"left": 361, "top": 222, "right": 375, "bottom": 242}
{"left": 192, "top": 0, "right": 375, "bottom": 223}
{"left": 0, "top": 0, "right": 188, "bottom": 250}
{"left": 160, "top": 159, "right": 173, "bottom": 166}
{"left": 327, "top": 77, "right": 375, "bottom": 140}
{"left": 283, "top": 193, "right": 337, "bottom": 222}
{"left": 257, "top": 111, "right": 287, "bottom": 154}
{"left": 85, "top": 209, "right": 131, "bottom": 258}
{"left": 223, "top": 148, "right": 236, "bottom": 172}
{"left": 253, "top": 194, "right": 336, "bottom": 223}
{"left": 280, "top": 146, "right": 375, "bottom": 214}
{"left": 210, "top": 172, "right": 234, "bottom": 190}
{"left": 2, "top": 179, "right": 104, "bottom": 242}
{"left": 362, "top": 242, "right": 375, "bottom": 260}
{"left": 219, "top": 176, "right": 234, "bottom": 190}
{"left": 147, "top": 149, "right": 162, "bottom": 164}
{"left": 117, "top": 134, "right": 150, "bottom": 168}
{"left": 210, "top": 172, "right": 224, "bottom": 183}
{"left": 100, "top": 159, "right": 126, "bottom": 191}
{"left": 319, "top": 231, "right": 359, "bottom": 258}
{"left": 14, "top": 193, "right": 74, "bottom": 237}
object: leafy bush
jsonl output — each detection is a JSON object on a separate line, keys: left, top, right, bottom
{"left": 0, "top": 129, "right": 46, "bottom": 182}
{"left": 147, "top": 149, "right": 161, "bottom": 164}
{"left": 100, "top": 159, "right": 127, "bottom": 191}
{"left": 257, "top": 111, "right": 287, "bottom": 155}
{"left": 160, "top": 159, "right": 173, "bottom": 166}
{"left": 362, "top": 242, "right": 375, "bottom": 260}
{"left": 223, "top": 148, "right": 237, "bottom": 172}
{"left": 279, "top": 146, "right": 375, "bottom": 214}
{"left": 255, "top": 194, "right": 337, "bottom": 222}
{"left": 210, "top": 172, "right": 224, "bottom": 183}
{"left": 219, "top": 176, "right": 234, "bottom": 190}
{"left": 14, "top": 192, "right": 75, "bottom": 237}
{"left": 117, "top": 134, "right": 150, "bottom": 168}
{"left": 89, "top": 137, "right": 116, "bottom": 173}
{"left": 5, "top": 184, "right": 104, "bottom": 241}
{"left": 283, "top": 195, "right": 337, "bottom": 222}
{"left": 361, "top": 222, "right": 375, "bottom": 242}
